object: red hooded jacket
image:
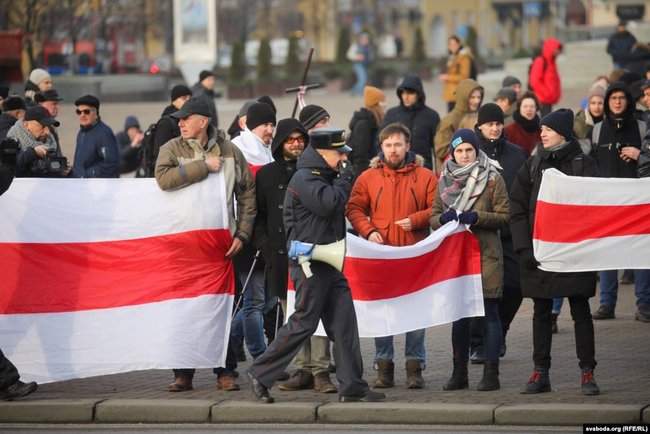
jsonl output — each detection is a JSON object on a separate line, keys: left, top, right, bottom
{"left": 529, "top": 38, "right": 562, "bottom": 105}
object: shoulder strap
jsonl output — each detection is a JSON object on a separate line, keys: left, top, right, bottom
{"left": 638, "top": 119, "right": 647, "bottom": 142}
{"left": 591, "top": 122, "right": 602, "bottom": 150}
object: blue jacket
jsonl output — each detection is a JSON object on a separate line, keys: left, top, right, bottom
{"left": 72, "top": 120, "right": 119, "bottom": 178}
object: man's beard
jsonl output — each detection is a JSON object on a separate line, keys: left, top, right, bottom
{"left": 384, "top": 157, "right": 405, "bottom": 170}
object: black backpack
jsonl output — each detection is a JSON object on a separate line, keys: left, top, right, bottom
{"left": 136, "top": 121, "right": 159, "bottom": 178}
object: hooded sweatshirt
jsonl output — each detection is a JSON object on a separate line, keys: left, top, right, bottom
{"left": 381, "top": 74, "right": 440, "bottom": 170}
{"left": 593, "top": 81, "right": 643, "bottom": 178}
{"left": 232, "top": 128, "right": 274, "bottom": 176}
{"left": 529, "top": 38, "right": 562, "bottom": 105}
{"left": 434, "top": 78, "right": 483, "bottom": 169}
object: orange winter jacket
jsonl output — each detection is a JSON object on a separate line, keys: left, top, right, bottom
{"left": 346, "top": 153, "right": 437, "bottom": 247}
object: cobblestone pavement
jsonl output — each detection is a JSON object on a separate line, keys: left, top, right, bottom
{"left": 31, "top": 284, "right": 650, "bottom": 406}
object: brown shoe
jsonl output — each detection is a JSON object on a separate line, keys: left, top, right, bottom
{"left": 217, "top": 373, "right": 240, "bottom": 391}
{"left": 278, "top": 369, "right": 313, "bottom": 391}
{"left": 406, "top": 360, "right": 425, "bottom": 389}
{"left": 313, "top": 371, "right": 338, "bottom": 393}
{"left": 374, "top": 359, "right": 395, "bottom": 388}
{"left": 168, "top": 375, "right": 193, "bottom": 392}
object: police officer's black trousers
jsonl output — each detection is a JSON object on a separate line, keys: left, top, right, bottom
{"left": 249, "top": 262, "right": 368, "bottom": 397}
{"left": 0, "top": 349, "right": 20, "bottom": 390}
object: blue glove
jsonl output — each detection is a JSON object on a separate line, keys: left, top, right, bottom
{"left": 439, "top": 208, "right": 458, "bottom": 225}
{"left": 458, "top": 211, "right": 478, "bottom": 225}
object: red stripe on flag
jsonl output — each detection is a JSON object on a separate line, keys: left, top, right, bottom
{"left": 249, "top": 163, "right": 263, "bottom": 177}
{"left": 534, "top": 201, "right": 650, "bottom": 243}
{"left": 0, "top": 229, "right": 235, "bottom": 314}
{"left": 288, "top": 232, "right": 481, "bottom": 301}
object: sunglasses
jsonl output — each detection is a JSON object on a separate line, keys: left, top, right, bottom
{"left": 75, "top": 109, "right": 94, "bottom": 115}
{"left": 286, "top": 136, "right": 305, "bottom": 144}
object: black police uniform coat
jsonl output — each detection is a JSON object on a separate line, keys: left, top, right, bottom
{"left": 254, "top": 120, "right": 304, "bottom": 299}
{"left": 283, "top": 145, "right": 352, "bottom": 248}
{"left": 510, "top": 140, "right": 598, "bottom": 299}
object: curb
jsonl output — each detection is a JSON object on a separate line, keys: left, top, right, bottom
{"left": 0, "top": 400, "right": 648, "bottom": 426}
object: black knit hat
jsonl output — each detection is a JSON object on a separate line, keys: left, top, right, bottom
{"left": 299, "top": 104, "right": 330, "bottom": 130}
{"left": 246, "top": 102, "right": 277, "bottom": 130}
{"left": 2, "top": 96, "right": 26, "bottom": 112}
{"left": 257, "top": 95, "right": 277, "bottom": 114}
{"left": 74, "top": 94, "right": 100, "bottom": 110}
{"left": 540, "top": 109, "right": 575, "bottom": 140}
{"left": 199, "top": 70, "right": 214, "bottom": 82}
{"left": 477, "top": 103, "right": 504, "bottom": 126}
{"left": 170, "top": 84, "right": 192, "bottom": 102}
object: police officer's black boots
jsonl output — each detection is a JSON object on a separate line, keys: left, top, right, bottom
{"left": 247, "top": 371, "right": 274, "bottom": 404}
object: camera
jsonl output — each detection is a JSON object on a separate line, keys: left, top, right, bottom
{"left": 0, "top": 138, "right": 19, "bottom": 167}
{"left": 31, "top": 149, "right": 68, "bottom": 177}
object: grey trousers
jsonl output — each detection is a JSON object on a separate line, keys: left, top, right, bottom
{"left": 249, "top": 262, "right": 368, "bottom": 397}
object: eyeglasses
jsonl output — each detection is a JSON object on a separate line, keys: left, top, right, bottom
{"left": 286, "top": 136, "right": 305, "bottom": 144}
{"left": 75, "top": 109, "right": 93, "bottom": 115}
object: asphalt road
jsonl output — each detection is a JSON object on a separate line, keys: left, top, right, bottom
{"left": 0, "top": 423, "right": 582, "bottom": 434}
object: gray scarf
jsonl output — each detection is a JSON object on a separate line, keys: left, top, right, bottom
{"left": 6, "top": 121, "right": 57, "bottom": 152}
{"left": 439, "top": 149, "right": 502, "bottom": 212}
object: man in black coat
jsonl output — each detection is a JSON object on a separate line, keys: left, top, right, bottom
{"left": 0, "top": 157, "right": 38, "bottom": 401}
{"left": 382, "top": 74, "right": 440, "bottom": 170}
{"left": 247, "top": 129, "right": 384, "bottom": 404}
{"left": 510, "top": 109, "right": 600, "bottom": 396}
{"left": 192, "top": 70, "right": 218, "bottom": 127}
{"left": 470, "top": 103, "right": 527, "bottom": 363}
{"left": 607, "top": 22, "right": 638, "bottom": 69}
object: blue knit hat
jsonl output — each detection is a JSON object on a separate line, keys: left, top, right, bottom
{"left": 449, "top": 128, "right": 479, "bottom": 155}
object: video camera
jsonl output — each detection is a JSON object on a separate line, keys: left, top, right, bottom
{"left": 0, "top": 138, "right": 19, "bottom": 167}
{"left": 31, "top": 149, "right": 68, "bottom": 177}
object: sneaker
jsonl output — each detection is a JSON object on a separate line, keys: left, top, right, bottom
{"left": 581, "top": 369, "right": 600, "bottom": 396}
{"left": 592, "top": 304, "right": 615, "bottom": 320}
{"left": 0, "top": 380, "right": 38, "bottom": 401}
{"left": 521, "top": 369, "right": 551, "bottom": 394}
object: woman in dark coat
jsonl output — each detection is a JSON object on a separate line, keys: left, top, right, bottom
{"left": 505, "top": 92, "right": 541, "bottom": 156}
{"left": 431, "top": 128, "right": 510, "bottom": 392}
{"left": 510, "top": 109, "right": 600, "bottom": 396}
{"left": 348, "top": 86, "right": 385, "bottom": 176}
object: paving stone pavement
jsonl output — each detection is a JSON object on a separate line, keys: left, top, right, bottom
{"left": 27, "top": 284, "right": 650, "bottom": 407}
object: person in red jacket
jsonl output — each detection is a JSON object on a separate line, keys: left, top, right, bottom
{"left": 529, "top": 38, "right": 563, "bottom": 116}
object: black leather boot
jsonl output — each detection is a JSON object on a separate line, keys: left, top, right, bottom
{"left": 443, "top": 359, "right": 468, "bottom": 391}
{"left": 477, "top": 360, "right": 500, "bottom": 391}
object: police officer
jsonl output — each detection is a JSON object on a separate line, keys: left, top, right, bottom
{"left": 247, "top": 128, "right": 385, "bottom": 404}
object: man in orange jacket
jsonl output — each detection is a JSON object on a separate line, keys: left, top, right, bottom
{"left": 346, "top": 122, "right": 437, "bottom": 389}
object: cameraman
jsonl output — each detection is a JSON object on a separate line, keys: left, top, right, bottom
{"left": 0, "top": 139, "right": 38, "bottom": 400}
{"left": 7, "top": 106, "right": 70, "bottom": 177}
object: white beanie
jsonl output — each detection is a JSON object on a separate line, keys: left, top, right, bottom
{"left": 29, "top": 68, "right": 51, "bottom": 85}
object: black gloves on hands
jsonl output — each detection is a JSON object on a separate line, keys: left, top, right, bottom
{"left": 458, "top": 211, "right": 478, "bottom": 226}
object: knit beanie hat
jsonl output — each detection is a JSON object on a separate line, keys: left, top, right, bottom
{"left": 502, "top": 75, "right": 521, "bottom": 88}
{"left": 540, "top": 109, "right": 575, "bottom": 140}
{"left": 299, "top": 104, "right": 330, "bottom": 130}
{"left": 246, "top": 102, "right": 277, "bottom": 130}
{"left": 170, "top": 84, "right": 192, "bottom": 102}
{"left": 588, "top": 84, "right": 606, "bottom": 100}
{"left": 124, "top": 115, "right": 140, "bottom": 131}
{"left": 257, "top": 95, "right": 277, "bottom": 114}
{"left": 449, "top": 128, "right": 480, "bottom": 155}
{"left": 364, "top": 86, "right": 385, "bottom": 108}
{"left": 29, "top": 68, "right": 51, "bottom": 86}
{"left": 477, "top": 103, "right": 504, "bottom": 126}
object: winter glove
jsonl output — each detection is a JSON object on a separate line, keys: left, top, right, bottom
{"left": 337, "top": 162, "right": 355, "bottom": 184}
{"left": 519, "top": 248, "right": 540, "bottom": 270}
{"left": 439, "top": 208, "right": 458, "bottom": 225}
{"left": 458, "top": 211, "right": 478, "bottom": 226}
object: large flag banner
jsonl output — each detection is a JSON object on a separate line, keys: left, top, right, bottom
{"left": 0, "top": 175, "right": 235, "bottom": 384}
{"left": 287, "top": 222, "right": 484, "bottom": 337}
{"left": 534, "top": 168, "right": 650, "bottom": 272}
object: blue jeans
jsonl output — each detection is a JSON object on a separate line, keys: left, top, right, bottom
{"left": 374, "top": 329, "right": 426, "bottom": 365}
{"left": 452, "top": 300, "right": 502, "bottom": 363}
{"left": 600, "top": 270, "right": 650, "bottom": 308}
{"left": 232, "top": 270, "right": 267, "bottom": 358}
{"left": 552, "top": 297, "right": 564, "bottom": 314}
{"left": 352, "top": 62, "right": 367, "bottom": 96}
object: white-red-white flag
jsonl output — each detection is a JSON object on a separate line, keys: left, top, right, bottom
{"left": 287, "top": 222, "right": 484, "bottom": 337}
{"left": 0, "top": 175, "right": 235, "bottom": 383}
{"left": 232, "top": 129, "right": 274, "bottom": 176}
{"left": 534, "top": 168, "right": 650, "bottom": 272}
